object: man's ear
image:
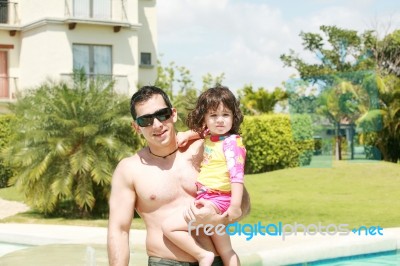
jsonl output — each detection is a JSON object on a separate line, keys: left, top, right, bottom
{"left": 172, "top": 108, "right": 178, "bottom": 123}
{"left": 132, "top": 121, "right": 141, "bottom": 134}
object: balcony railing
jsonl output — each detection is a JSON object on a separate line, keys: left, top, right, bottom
{"left": 64, "top": 0, "right": 128, "bottom": 22}
{"left": 0, "top": 1, "right": 19, "bottom": 25}
{"left": 60, "top": 73, "right": 129, "bottom": 95}
{"left": 0, "top": 76, "right": 18, "bottom": 101}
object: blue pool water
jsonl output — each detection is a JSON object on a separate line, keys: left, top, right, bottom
{"left": 293, "top": 250, "right": 400, "bottom": 265}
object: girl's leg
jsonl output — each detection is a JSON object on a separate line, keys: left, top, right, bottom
{"left": 211, "top": 233, "right": 240, "bottom": 266}
{"left": 162, "top": 213, "right": 215, "bottom": 266}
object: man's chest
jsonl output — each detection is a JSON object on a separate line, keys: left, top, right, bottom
{"left": 134, "top": 163, "right": 198, "bottom": 207}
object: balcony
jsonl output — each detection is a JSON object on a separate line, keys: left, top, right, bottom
{"left": 0, "top": 76, "right": 18, "bottom": 102}
{"left": 60, "top": 73, "right": 130, "bottom": 95}
{"left": 0, "top": 1, "right": 19, "bottom": 25}
{"left": 64, "top": 0, "right": 128, "bottom": 22}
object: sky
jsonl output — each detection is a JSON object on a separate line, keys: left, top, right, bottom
{"left": 157, "top": 0, "right": 400, "bottom": 93}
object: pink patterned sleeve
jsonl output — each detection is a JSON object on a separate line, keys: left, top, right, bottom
{"left": 223, "top": 135, "right": 246, "bottom": 183}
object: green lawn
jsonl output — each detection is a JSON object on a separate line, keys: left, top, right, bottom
{"left": 1, "top": 158, "right": 399, "bottom": 229}
{"left": 0, "top": 186, "right": 24, "bottom": 202}
{"left": 241, "top": 158, "right": 400, "bottom": 229}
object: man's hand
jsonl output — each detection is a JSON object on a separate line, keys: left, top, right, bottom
{"left": 183, "top": 199, "right": 229, "bottom": 226}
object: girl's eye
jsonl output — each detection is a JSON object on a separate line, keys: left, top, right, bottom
{"left": 223, "top": 113, "right": 231, "bottom": 117}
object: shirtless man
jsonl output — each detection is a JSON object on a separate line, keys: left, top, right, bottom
{"left": 108, "top": 86, "right": 247, "bottom": 265}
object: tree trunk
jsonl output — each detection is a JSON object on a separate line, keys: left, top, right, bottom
{"left": 335, "top": 122, "right": 342, "bottom": 160}
{"left": 350, "top": 125, "right": 354, "bottom": 160}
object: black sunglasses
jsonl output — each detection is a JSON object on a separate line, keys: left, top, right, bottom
{"left": 136, "top": 107, "right": 173, "bottom": 127}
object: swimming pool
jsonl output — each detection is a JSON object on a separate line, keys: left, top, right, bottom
{"left": 0, "top": 243, "right": 147, "bottom": 265}
{"left": 0, "top": 242, "right": 31, "bottom": 257}
{"left": 293, "top": 250, "right": 400, "bottom": 265}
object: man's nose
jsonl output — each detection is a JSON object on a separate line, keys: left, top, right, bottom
{"left": 152, "top": 117, "right": 163, "bottom": 128}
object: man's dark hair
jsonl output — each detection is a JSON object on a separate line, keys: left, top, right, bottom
{"left": 130, "top": 86, "right": 172, "bottom": 120}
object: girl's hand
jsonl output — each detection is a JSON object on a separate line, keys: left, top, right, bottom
{"left": 183, "top": 199, "right": 228, "bottom": 226}
{"left": 176, "top": 131, "right": 190, "bottom": 147}
{"left": 226, "top": 206, "right": 242, "bottom": 222}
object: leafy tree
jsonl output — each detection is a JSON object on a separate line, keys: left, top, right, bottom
{"left": 284, "top": 78, "right": 319, "bottom": 114}
{"left": 280, "top": 25, "right": 377, "bottom": 160}
{"left": 368, "top": 29, "right": 400, "bottom": 77}
{"left": 1, "top": 73, "right": 142, "bottom": 216}
{"left": 154, "top": 60, "right": 176, "bottom": 100}
{"left": 316, "top": 79, "right": 369, "bottom": 159}
{"left": 357, "top": 73, "right": 400, "bottom": 162}
{"left": 358, "top": 28, "right": 400, "bottom": 162}
{"left": 238, "top": 85, "right": 288, "bottom": 115}
{"left": 202, "top": 73, "right": 225, "bottom": 92}
{"left": 281, "top": 25, "right": 375, "bottom": 85}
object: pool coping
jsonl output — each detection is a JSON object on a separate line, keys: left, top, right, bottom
{"left": 0, "top": 223, "right": 399, "bottom": 265}
{"left": 234, "top": 227, "right": 400, "bottom": 265}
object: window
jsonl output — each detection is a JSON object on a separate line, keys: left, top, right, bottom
{"left": 73, "top": 0, "right": 111, "bottom": 20}
{"left": 140, "top": 52, "right": 152, "bottom": 66}
{"left": 73, "top": 44, "right": 112, "bottom": 76}
{"left": 0, "top": 0, "right": 9, "bottom": 24}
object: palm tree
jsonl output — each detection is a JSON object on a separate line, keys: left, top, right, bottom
{"left": 1, "top": 73, "right": 142, "bottom": 216}
{"left": 317, "top": 78, "right": 369, "bottom": 160}
{"left": 238, "top": 85, "right": 288, "bottom": 115}
{"left": 357, "top": 74, "right": 400, "bottom": 162}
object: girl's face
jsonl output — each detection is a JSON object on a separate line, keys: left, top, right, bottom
{"left": 204, "top": 103, "right": 233, "bottom": 136}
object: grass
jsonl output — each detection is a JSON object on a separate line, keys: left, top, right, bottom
{"left": 1, "top": 157, "right": 399, "bottom": 230}
{"left": 241, "top": 157, "right": 400, "bottom": 229}
{"left": 0, "top": 211, "right": 146, "bottom": 229}
{"left": 0, "top": 187, "right": 145, "bottom": 229}
{"left": 0, "top": 186, "right": 24, "bottom": 202}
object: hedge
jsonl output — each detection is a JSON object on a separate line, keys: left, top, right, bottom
{"left": 0, "top": 114, "right": 14, "bottom": 188}
{"left": 241, "top": 114, "right": 314, "bottom": 174}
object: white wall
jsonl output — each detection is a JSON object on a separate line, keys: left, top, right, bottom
{"left": 138, "top": 0, "right": 157, "bottom": 87}
{"left": 1, "top": 0, "right": 155, "bottom": 97}
{"left": 19, "top": 23, "right": 139, "bottom": 95}
{"left": 19, "top": 1, "right": 64, "bottom": 24}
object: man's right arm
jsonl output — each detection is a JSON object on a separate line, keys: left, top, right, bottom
{"left": 107, "top": 159, "right": 136, "bottom": 266}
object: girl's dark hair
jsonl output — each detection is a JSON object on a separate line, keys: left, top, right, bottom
{"left": 130, "top": 86, "right": 172, "bottom": 119}
{"left": 187, "top": 85, "right": 243, "bottom": 135}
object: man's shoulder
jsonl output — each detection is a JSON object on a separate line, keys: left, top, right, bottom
{"left": 116, "top": 148, "right": 146, "bottom": 171}
{"left": 112, "top": 148, "right": 148, "bottom": 184}
{"left": 182, "top": 138, "right": 204, "bottom": 154}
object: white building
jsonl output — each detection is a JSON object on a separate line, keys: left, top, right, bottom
{"left": 0, "top": 0, "right": 157, "bottom": 112}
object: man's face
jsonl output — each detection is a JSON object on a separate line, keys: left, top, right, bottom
{"left": 132, "top": 94, "right": 177, "bottom": 146}
{"left": 204, "top": 103, "right": 233, "bottom": 136}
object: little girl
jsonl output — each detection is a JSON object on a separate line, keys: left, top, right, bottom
{"left": 162, "top": 85, "right": 246, "bottom": 266}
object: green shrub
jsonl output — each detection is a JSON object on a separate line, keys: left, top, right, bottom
{"left": 1, "top": 74, "right": 143, "bottom": 217}
{"left": 0, "top": 114, "right": 14, "bottom": 188}
{"left": 313, "top": 137, "right": 322, "bottom": 155}
{"left": 290, "top": 114, "right": 314, "bottom": 166}
{"left": 241, "top": 114, "right": 314, "bottom": 174}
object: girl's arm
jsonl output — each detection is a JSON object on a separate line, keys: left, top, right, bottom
{"left": 177, "top": 129, "right": 209, "bottom": 147}
{"left": 176, "top": 130, "right": 201, "bottom": 147}
{"left": 223, "top": 135, "right": 246, "bottom": 221}
{"left": 228, "top": 183, "right": 244, "bottom": 221}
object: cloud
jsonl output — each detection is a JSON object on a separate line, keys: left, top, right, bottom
{"left": 158, "top": 1, "right": 295, "bottom": 91}
{"left": 157, "top": 0, "right": 399, "bottom": 92}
